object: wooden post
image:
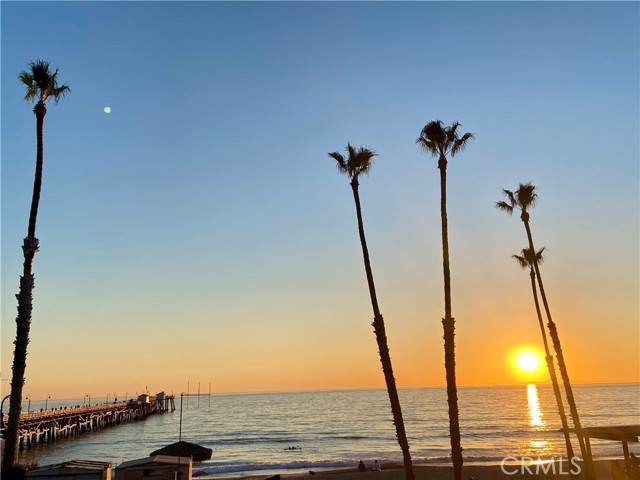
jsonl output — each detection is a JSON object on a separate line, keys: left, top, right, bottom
{"left": 622, "top": 441, "right": 631, "bottom": 478}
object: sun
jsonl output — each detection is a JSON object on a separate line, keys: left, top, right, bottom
{"left": 509, "top": 346, "right": 544, "bottom": 381}
{"left": 516, "top": 351, "right": 540, "bottom": 372}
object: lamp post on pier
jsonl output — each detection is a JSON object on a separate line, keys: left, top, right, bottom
{"left": 179, "top": 393, "right": 184, "bottom": 442}
{"left": 106, "top": 393, "right": 110, "bottom": 404}
{"left": 25, "top": 395, "right": 31, "bottom": 415}
{"left": 45, "top": 394, "right": 51, "bottom": 410}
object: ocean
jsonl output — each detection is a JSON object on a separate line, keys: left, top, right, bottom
{"left": 15, "top": 384, "right": 640, "bottom": 477}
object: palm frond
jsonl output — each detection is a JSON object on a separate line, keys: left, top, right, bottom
{"left": 346, "top": 143, "right": 357, "bottom": 159}
{"left": 501, "top": 189, "right": 516, "bottom": 207}
{"left": 422, "top": 120, "right": 446, "bottom": 144}
{"left": 416, "top": 136, "right": 438, "bottom": 157}
{"left": 353, "top": 145, "right": 377, "bottom": 177}
{"left": 417, "top": 120, "right": 445, "bottom": 158}
{"left": 19, "top": 60, "right": 69, "bottom": 105}
{"left": 418, "top": 120, "right": 473, "bottom": 161}
{"left": 445, "top": 121, "right": 462, "bottom": 150}
{"left": 30, "top": 60, "right": 51, "bottom": 85}
{"left": 18, "top": 71, "right": 33, "bottom": 86}
{"left": 18, "top": 71, "right": 37, "bottom": 101}
{"left": 495, "top": 201, "right": 514, "bottom": 214}
{"left": 328, "top": 151, "right": 348, "bottom": 175}
{"left": 512, "top": 253, "right": 528, "bottom": 269}
{"left": 51, "top": 83, "right": 70, "bottom": 103}
{"left": 451, "top": 132, "right": 475, "bottom": 156}
{"left": 516, "top": 182, "right": 538, "bottom": 210}
{"left": 532, "top": 246, "right": 546, "bottom": 264}
{"left": 329, "top": 144, "right": 377, "bottom": 180}
{"left": 346, "top": 143, "right": 359, "bottom": 178}
{"left": 517, "top": 246, "right": 546, "bottom": 267}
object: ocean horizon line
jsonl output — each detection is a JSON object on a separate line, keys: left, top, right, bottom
{"left": 36, "top": 382, "right": 640, "bottom": 403}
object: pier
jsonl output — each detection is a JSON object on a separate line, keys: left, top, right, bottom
{"left": 1, "top": 392, "right": 175, "bottom": 450}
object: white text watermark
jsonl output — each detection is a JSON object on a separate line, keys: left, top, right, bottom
{"left": 500, "top": 456, "right": 582, "bottom": 476}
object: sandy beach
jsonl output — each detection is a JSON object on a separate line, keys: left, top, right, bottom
{"left": 234, "top": 460, "right": 633, "bottom": 480}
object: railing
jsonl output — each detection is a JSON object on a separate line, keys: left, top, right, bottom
{"left": 2, "top": 401, "right": 133, "bottom": 426}
{"left": 0, "top": 395, "right": 175, "bottom": 449}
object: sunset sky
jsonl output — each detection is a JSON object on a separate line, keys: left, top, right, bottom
{"left": 2, "top": 2, "right": 638, "bottom": 400}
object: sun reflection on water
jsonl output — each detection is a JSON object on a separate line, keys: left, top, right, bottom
{"left": 531, "top": 440, "right": 549, "bottom": 448}
{"left": 527, "top": 384, "right": 545, "bottom": 428}
{"left": 527, "top": 384, "right": 550, "bottom": 452}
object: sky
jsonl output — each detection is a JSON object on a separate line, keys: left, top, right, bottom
{"left": 1, "top": 1, "right": 638, "bottom": 401}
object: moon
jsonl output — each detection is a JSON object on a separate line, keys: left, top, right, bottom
{"left": 104, "top": 106, "right": 112, "bottom": 114}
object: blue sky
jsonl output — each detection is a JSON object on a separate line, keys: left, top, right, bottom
{"left": 1, "top": 1, "right": 638, "bottom": 397}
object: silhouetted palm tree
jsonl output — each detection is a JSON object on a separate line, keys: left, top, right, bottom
{"left": 328, "top": 144, "right": 415, "bottom": 480}
{"left": 417, "top": 120, "right": 473, "bottom": 480}
{"left": 497, "top": 183, "right": 593, "bottom": 479}
{"left": 513, "top": 247, "right": 575, "bottom": 462}
{"left": 3, "top": 60, "right": 69, "bottom": 468}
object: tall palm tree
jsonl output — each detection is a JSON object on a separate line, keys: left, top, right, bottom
{"left": 328, "top": 144, "right": 415, "bottom": 480}
{"left": 416, "top": 120, "right": 473, "bottom": 480}
{"left": 3, "top": 60, "right": 69, "bottom": 468}
{"left": 497, "top": 183, "right": 593, "bottom": 480}
{"left": 512, "top": 247, "right": 576, "bottom": 463}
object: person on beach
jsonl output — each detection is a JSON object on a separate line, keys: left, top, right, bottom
{"left": 358, "top": 461, "right": 366, "bottom": 472}
{"left": 372, "top": 461, "right": 381, "bottom": 472}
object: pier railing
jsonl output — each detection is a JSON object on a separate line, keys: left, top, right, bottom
{"left": 1, "top": 395, "right": 175, "bottom": 449}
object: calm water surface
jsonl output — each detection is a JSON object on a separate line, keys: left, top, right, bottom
{"left": 17, "top": 384, "right": 640, "bottom": 477}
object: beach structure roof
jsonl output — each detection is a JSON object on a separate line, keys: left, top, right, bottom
{"left": 150, "top": 441, "right": 213, "bottom": 462}
{"left": 571, "top": 425, "right": 640, "bottom": 477}
{"left": 26, "top": 460, "right": 111, "bottom": 480}
{"left": 576, "top": 425, "right": 640, "bottom": 442}
{"left": 115, "top": 456, "right": 192, "bottom": 480}
{"left": 116, "top": 456, "right": 192, "bottom": 469}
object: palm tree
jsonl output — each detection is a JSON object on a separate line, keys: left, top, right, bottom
{"left": 416, "top": 120, "right": 473, "bottom": 480}
{"left": 3, "top": 60, "right": 69, "bottom": 468}
{"left": 328, "top": 144, "right": 415, "bottom": 480}
{"left": 512, "top": 247, "right": 576, "bottom": 463}
{"left": 497, "top": 183, "right": 593, "bottom": 480}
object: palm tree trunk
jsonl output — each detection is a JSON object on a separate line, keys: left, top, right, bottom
{"left": 2, "top": 103, "right": 46, "bottom": 468}
{"left": 350, "top": 179, "right": 415, "bottom": 480}
{"left": 28, "top": 103, "right": 46, "bottom": 238}
{"left": 529, "top": 269, "right": 576, "bottom": 465}
{"left": 438, "top": 157, "right": 463, "bottom": 480}
{"left": 521, "top": 217, "right": 594, "bottom": 480}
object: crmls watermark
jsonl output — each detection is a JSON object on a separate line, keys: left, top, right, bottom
{"left": 500, "top": 456, "right": 582, "bottom": 476}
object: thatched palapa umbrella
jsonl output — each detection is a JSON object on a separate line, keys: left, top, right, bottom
{"left": 150, "top": 441, "right": 212, "bottom": 462}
